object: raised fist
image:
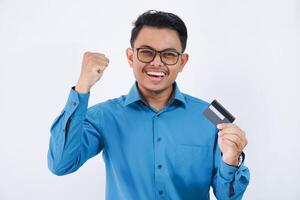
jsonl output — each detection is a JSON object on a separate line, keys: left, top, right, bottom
{"left": 75, "top": 52, "right": 109, "bottom": 93}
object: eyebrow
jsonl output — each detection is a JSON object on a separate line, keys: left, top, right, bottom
{"left": 139, "top": 45, "right": 178, "bottom": 52}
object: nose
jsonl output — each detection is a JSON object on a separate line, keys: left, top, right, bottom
{"left": 150, "top": 53, "right": 163, "bottom": 67}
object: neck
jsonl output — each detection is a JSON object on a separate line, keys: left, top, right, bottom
{"left": 138, "top": 84, "right": 174, "bottom": 111}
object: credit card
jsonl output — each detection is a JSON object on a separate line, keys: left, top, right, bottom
{"left": 203, "top": 99, "right": 235, "bottom": 126}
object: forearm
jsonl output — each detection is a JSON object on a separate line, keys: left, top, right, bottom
{"left": 47, "top": 88, "right": 90, "bottom": 175}
{"left": 212, "top": 154, "right": 250, "bottom": 199}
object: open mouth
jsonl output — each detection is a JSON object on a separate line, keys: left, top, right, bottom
{"left": 145, "top": 71, "right": 167, "bottom": 82}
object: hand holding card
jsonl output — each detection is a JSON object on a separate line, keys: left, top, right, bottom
{"left": 203, "top": 100, "right": 248, "bottom": 167}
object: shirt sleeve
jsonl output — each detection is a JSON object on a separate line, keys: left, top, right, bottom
{"left": 211, "top": 136, "right": 250, "bottom": 199}
{"left": 47, "top": 87, "right": 104, "bottom": 176}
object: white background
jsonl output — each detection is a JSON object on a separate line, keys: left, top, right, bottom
{"left": 0, "top": 0, "right": 299, "bottom": 199}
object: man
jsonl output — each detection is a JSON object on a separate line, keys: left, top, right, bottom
{"left": 48, "top": 10, "right": 250, "bottom": 200}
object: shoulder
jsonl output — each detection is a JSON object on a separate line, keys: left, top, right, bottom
{"left": 182, "top": 93, "right": 210, "bottom": 110}
{"left": 87, "top": 95, "right": 127, "bottom": 113}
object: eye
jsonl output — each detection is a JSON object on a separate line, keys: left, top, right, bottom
{"left": 162, "top": 51, "right": 178, "bottom": 58}
{"left": 139, "top": 49, "right": 155, "bottom": 57}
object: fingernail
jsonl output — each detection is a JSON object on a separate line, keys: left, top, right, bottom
{"left": 217, "top": 124, "right": 222, "bottom": 129}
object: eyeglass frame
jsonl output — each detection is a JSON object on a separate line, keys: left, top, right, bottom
{"left": 135, "top": 46, "right": 183, "bottom": 65}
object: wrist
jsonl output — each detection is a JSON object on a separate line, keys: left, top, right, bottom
{"left": 222, "top": 153, "right": 240, "bottom": 167}
{"left": 75, "top": 83, "right": 91, "bottom": 93}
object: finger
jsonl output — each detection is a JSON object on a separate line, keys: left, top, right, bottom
{"left": 84, "top": 52, "right": 109, "bottom": 64}
{"left": 220, "top": 137, "right": 240, "bottom": 152}
{"left": 94, "top": 55, "right": 110, "bottom": 63}
{"left": 91, "top": 53, "right": 109, "bottom": 62}
{"left": 218, "top": 127, "right": 245, "bottom": 139}
{"left": 217, "top": 123, "right": 237, "bottom": 130}
{"left": 94, "top": 64, "right": 107, "bottom": 73}
{"left": 220, "top": 134, "right": 244, "bottom": 150}
{"left": 83, "top": 51, "right": 91, "bottom": 58}
{"left": 218, "top": 124, "right": 246, "bottom": 137}
{"left": 86, "top": 52, "right": 105, "bottom": 57}
{"left": 89, "top": 57, "right": 109, "bottom": 68}
{"left": 93, "top": 59, "right": 110, "bottom": 67}
{"left": 220, "top": 129, "right": 247, "bottom": 146}
{"left": 94, "top": 55, "right": 110, "bottom": 64}
{"left": 89, "top": 63, "right": 107, "bottom": 74}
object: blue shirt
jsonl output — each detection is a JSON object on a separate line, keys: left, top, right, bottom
{"left": 48, "top": 82, "right": 250, "bottom": 200}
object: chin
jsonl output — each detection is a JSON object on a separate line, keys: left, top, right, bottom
{"left": 139, "top": 81, "right": 171, "bottom": 94}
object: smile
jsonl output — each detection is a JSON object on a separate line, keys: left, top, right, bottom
{"left": 146, "top": 71, "right": 166, "bottom": 77}
{"left": 144, "top": 71, "right": 167, "bottom": 83}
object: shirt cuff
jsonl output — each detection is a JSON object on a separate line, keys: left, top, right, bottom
{"left": 64, "top": 86, "right": 90, "bottom": 118}
{"left": 219, "top": 152, "right": 245, "bottom": 181}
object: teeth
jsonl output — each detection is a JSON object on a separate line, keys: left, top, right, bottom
{"left": 146, "top": 71, "right": 166, "bottom": 77}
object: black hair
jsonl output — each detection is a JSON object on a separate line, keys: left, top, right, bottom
{"left": 130, "top": 10, "right": 188, "bottom": 52}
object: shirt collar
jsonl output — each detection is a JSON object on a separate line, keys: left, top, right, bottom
{"left": 124, "top": 82, "right": 186, "bottom": 107}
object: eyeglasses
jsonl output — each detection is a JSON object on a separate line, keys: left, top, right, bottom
{"left": 135, "top": 47, "right": 182, "bottom": 65}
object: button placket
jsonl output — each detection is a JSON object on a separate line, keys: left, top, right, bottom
{"left": 153, "top": 113, "right": 167, "bottom": 198}
{"left": 153, "top": 114, "right": 164, "bottom": 174}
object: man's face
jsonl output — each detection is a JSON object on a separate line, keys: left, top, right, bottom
{"left": 126, "top": 26, "right": 189, "bottom": 94}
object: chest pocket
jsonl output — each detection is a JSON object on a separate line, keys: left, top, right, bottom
{"left": 174, "top": 144, "right": 212, "bottom": 187}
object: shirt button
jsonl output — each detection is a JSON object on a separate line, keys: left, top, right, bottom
{"left": 157, "top": 137, "right": 161, "bottom": 142}
{"left": 73, "top": 102, "right": 77, "bottom": 106}
{"left": 159, "top": 190, "right": 163, "bottom": 195}
{"left": 157, "top": 164, "right": 162, "bottom": 169}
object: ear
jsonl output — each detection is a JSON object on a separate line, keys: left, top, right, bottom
{"left": 178, "top": 53, "right": 189, "bottom": 72}
{"left": 126, "top": 48, "right": 134, "bottom": 68}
